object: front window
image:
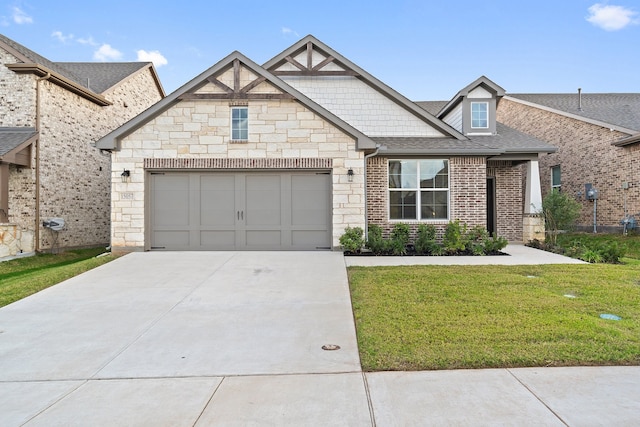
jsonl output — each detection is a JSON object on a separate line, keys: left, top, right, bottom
{"left": 471, "top": 102, "right": 488, "bottom": 128}
{"left": 389, "top": 159, "right": 449, "bottom": 220}
{"left": 231, "top": 107, "right": 248, "bottom": 141}
{"left": 551, "top": 165, "right": 561, "bottom": 191}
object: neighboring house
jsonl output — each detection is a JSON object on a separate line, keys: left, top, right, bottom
{"left": 0, "top": 34, "right": 164, "bottom": 257}
{"left": 496, "top": 93, "right": 640, "bottom": 232}
{"left": 95, "top": 35, "right": 555, "bottom": 252}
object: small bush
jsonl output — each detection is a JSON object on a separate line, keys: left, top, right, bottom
{"left": 415, "top": 224, "right": 441, "bottom": 255}
{"left": 596, "top": 242, "right": 626, "bottom": 264}
{"left": 465, "top": 225, "right": 489, "bottom": 256}
{"left": 483, "top": 233, "right": 508, "bottom": 255}
{"left": 367, "top": 224, "right": 388, "bottom": 255}
{"left": 389, "top": 223, "right": 411, "bottom": 255}
{"left": 542, "top": 190, "right": 581, "bottom": 245}
{"left": 443, "top": 220, "right": 467, "bottom": 254}
{"left": 339, "top": 226, "right": 364, "bottom": 253}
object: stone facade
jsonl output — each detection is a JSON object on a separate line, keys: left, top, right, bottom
{"left": 0, "top": 44, "right": 162, "bottom": 256}
{"left": 497, "top": 97, "right": 634, "bottom": 231}
{"left": 111, "top": 96, "right": 365, "bottom": 250}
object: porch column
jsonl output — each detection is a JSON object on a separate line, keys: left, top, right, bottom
{"left": 524, "top": 160, "right": 542, "bottom": 213}
{"left": 0, "top": 162, "right": 8, "bottom": 222}
{"left": 523, "top": 160, "right": 545, "bottom": 242}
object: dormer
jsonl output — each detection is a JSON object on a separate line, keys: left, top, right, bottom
{"left": 437, "top": 76, "right": 505, "bottom": 136}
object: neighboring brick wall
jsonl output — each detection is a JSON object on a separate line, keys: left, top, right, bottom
{"left": 111, "top": 89, "right": 365, "bottom": 250}
{"left": 1, "top": 58, "right": 162, "bottom": 255}
{"left": 498, "top": 97, "right": 636, "bottom": 230}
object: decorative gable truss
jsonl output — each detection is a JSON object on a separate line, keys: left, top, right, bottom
{"left": 178, "top": 58, "right": 294, "bottom": 101}
{"left": 271, "top": 41, "right": 358, "bottom": 77}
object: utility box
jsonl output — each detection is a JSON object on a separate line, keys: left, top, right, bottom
{"left": 585, "top": 184, "right": 599, "bottom": 200}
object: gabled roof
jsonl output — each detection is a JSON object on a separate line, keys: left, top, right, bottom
{"left": 0, "top": 34, "right": 164, "bottom": 104}
{"left": 0, "top": 127, "right": 37, "bottom": 165}
{"left": 506, "top": 93, "right": 640, "bottom": 134}
{"left": 436, "top": 75, "right": 505, "bottom": 118}
{"left": 263, "top": 35, "right": 467, "bottom": 141}
{"left": 95, "top": 51, "right": 377, "bottom": 151}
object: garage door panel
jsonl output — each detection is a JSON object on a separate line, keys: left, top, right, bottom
{"left": 152, "top": 175, "right": 190, "bottom": 227}
{"left": 153, "top": 231, "right": 190, "bottom": 247}
{"left": 201, "top": 175, "right": 236, "bottom": 226}
{"left": 291, "top": 174, "right": 330, "bottom": 226}
{"left": 245, "top": 175, "right": 281, "bottom": 226}
{"left": 246, "top": 230, "right": 282, "bottom": 247}
{"left": 200, "top": 231, "right": 236, "bottom": 247}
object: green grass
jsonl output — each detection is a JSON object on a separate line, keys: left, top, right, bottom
{"left": 0, "top": 248, "right": 120, "bottom": 307}
{"left": 349, "top": 262, "right": 640, "bottom": 371}
{"left": 557, "top": 231, "right": 640, "bottom": 260}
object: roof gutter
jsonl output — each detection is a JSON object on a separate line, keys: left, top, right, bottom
{"left": 7, "top": 63, "right": 111, "bottom": 106}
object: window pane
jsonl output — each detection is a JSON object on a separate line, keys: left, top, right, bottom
{"left": 551, "top": 166, "right": 561, "bottom": 187}
{"left": 389, "top": 160, "right": 417, "bottom": 189}
{"left": 471, "top": 102, "right": 488, "bottom": 128}
{"left": 231, "top": 107, "right": 248, "bottom": 140}
{"left": 389, "top": 191, "right": 417, "bottom": 219}
{"left": 420, "top": 160, "right": 448, "bottom": 188}
{"left": 420, "top": 190, "right": 448, "bottom": 220}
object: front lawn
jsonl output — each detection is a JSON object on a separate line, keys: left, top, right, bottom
{"left": 349, "top": 263, "right": 640, "bottom": 371}
{"left": 0, "top": 248, "right": 120, "bottom": 307}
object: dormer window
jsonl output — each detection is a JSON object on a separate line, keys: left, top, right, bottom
{"left": 471, "top": 102, "right": 488, "bottom": 129}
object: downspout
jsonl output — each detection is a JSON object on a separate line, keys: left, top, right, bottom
{"left": 35, "top": 72, "right": 51, "bottom": 253}
{"left": 363, "top": 145, "right": 380, "bottom": 242}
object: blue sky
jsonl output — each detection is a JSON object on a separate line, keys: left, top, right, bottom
{"left": 1, "top": 1, "right": 639, "bottom": 100}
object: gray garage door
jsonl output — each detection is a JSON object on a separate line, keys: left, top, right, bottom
{"left": 149, "top": 171, "right": 332, "bottom": 250}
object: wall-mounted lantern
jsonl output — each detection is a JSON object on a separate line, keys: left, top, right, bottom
{"left": 121, "top": 169, "right": 131, "bottom": 183}
{"left": 347, "top": 168, "right": 354, "bottom": 183}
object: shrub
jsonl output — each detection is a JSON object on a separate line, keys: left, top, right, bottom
{"left": 442, "top": 220, "right": 467, "bottom": 254}
{"left": 389, "top": 223, "right": 411, "bottom": 255}
{"left": 465, "top": 225, "right": 489, "bottom": 256}
{"left": 339, "top": 226, "right": 364, "bottom": 253}
{"left": 367, "top": 224, "right": 388, "bottom": 255}
{"left": 483, "top": 233, "right": 508, "bottom": 255}
{"left": 415, "top": 224, "right": 441, "bottom": 255}
{"left": 542, "top": 190, "right": 581, "bottom": 245}
{"left": 596, "top": 242, "right": 626, "bottom": 264}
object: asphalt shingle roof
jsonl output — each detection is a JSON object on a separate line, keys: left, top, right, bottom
{"left": 0, "top": 33, "right": 151, "bottom": 94}
{"left": 0, "top": 127, "right": 37, "bottom": 156}
{"left": 508, "top": 93, "right": 640, "bottom": 132}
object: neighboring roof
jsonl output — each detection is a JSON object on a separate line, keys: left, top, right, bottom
{"left": 0, "top": 34, "right": 164, "bottom": 103}
{"left": 263, "top": 35, "right": 467, "bottom": 141}
{"left": 436, "top": 76, "right": 505, "bottom": 118}
{"left": 95, "top": 51, "right": 377, "bottom": 151}
{"left": 0, "top": 127, "right": 37, "bottom": 164}
{"left": 507, "top": 93, "right": 640, "bottom": 133}
{"left": 373, "top": 123, "right": 555, "bottom": 156}
{"left": 613, "top": 132, "right": 640, "bottom": 147}
{"left": 56, "top": 62, "right": 160, "bottom": 94}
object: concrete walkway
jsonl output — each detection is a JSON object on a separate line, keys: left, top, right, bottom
{"left": 1, "top": 250, "right": 638, "bottom": 426}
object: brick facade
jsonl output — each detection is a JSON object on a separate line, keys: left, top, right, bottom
{"left": 497, "top": 97, "right": 634, "bottom": 231}
{"left": 366, "top": 156, "right": 523, "bottom": 241}
{"left": 0, "top": 45, "right": 162, "bottom": 257}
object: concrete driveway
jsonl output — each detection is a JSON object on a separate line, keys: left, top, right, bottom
{"left": 0, "top": 251, "right": 369, "bottom": 426}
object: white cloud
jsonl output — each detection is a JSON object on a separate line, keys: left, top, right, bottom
{"left": 12, "top": 6, "right": 32, "bottom": 24}
{"left": 52, "top": 31, "right": 73, "bottom": 43}
{"left": 587, "top": 3, "right": 639, "bottom": 31}
{"left": 281, "top": 27, "right": 299, "bottom": 37}
{"left": 77, "top": 36, "right": 97, "bottom": 46}
{"left": 93, "top": 44, "right": 123, "bottom": 61}
{"left": 136, "top": 49, "right": 168, "bottom": 67}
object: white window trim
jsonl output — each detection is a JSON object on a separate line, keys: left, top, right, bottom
{"left": 387, "top": 159, "right": 450, "bottom": 222}
{"left": 470, "top": 101, "right": 489, "bottom": 129}
{"left": 230, "top": 106, "right": 248, "bottom": 141}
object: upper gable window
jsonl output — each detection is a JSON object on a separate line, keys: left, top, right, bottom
{"left": 471, "top": 102, "right": 488, "bottom": 129}
{"left": 231, "top": 107, "right": 248, "bottom": 141}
